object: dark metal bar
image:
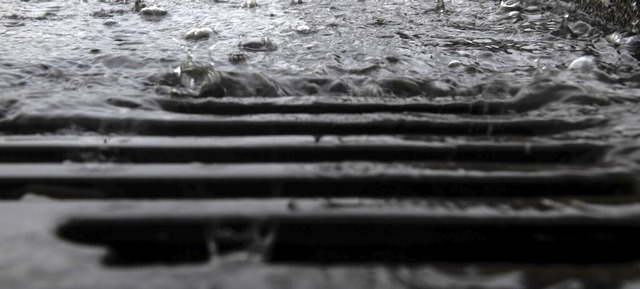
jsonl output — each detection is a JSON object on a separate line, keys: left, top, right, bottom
{"left": 0, "top": 163, "right": 633, "bottom": 199}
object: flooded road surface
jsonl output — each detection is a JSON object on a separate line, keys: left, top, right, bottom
{"left": 0, "top": 0, "right": 638, "bottom": 114}
{"left": 3, "top": 0, "right": 640, "bottom": 288}
{"left": 0, "top": 0, "right": 637, "bottom": 154}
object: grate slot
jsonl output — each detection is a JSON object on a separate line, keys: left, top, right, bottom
{"left": 271, "top": 223, "right": 640, "bottom": 264}
{"left": 1, "top": 163, "right": 634, "bottom": 199}
{"left": 57, "top": 220, "right": 211, "bottom": 266}
{"left": 148, "top": 96, "right": 540, "bottom": 116}
{"left": 0, "top": 114, "right": 607, "bottom": 136}
{"left": 57, "top": 215, "right": 640, "bottom": 265}
{"left": 0, "top": 137, "right": 610, "bottom": 164}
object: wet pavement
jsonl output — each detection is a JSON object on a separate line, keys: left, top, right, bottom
{"left": 2, "top": 0, "right": 640, "bottom": 288}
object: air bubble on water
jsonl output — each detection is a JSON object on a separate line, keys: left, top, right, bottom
{"left": 568, "top": 56, "right": 596, "bottom": 72}
{"left": 507, "top": 10, "right": 520, "bottom": 19}
{"left": 186, "top": 27, "right": 214, "bottom": 40}
{"left": 295, "top": 21, "right": 311, "bottom": 34}
{"left": 103, "top": 19, "right": 117, "bottom": 26}
{"left": 139, "top": 2, "right": 168, "bottom": 17}
{"left": 448, "top": 60, "right": 462, "bottom": 68}
{"left": 498, "top": 0, "right": 524, "bottom": 13}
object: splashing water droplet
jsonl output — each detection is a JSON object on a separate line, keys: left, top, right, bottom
{"left": 239, "top": 36, "right": 278, "bottom": 52}
{"left": 228, "top": 51, "right": 247, "bottom": 64}
{"left": 169, "top": 49, "right": 225, "bottom": 97}
{"left": 296, "top": 22, "right": 312, "bottom": 34}
{"left": 205, "top": 222, "right": 276, "bottom": 262}
{"left": 435, "top": 0, "right": 445, "bottom": 12}
{"left": 241, "top": 0, "right": 258, "bottom": 8}
{"left": 185, "top": 27, "right": 214, "bottom": 40}
{"left": 552, "top": 14, "right": 578, "bottom": 38}
{"left": 134, "top": 0, "right": 146, "bottom": 12}
{"left": 139, "top": 5, "right": 168, "bottom": 17}
{"left": 534, "top": 58, "right": 547, "bottom": 74}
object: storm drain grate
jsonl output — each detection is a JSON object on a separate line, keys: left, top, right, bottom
{"left": 2, "top": 97, "right": 640, "bottom": 286}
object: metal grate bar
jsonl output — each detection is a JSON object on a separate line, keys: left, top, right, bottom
{"left": 0, "top": 114, "right": 607, "bottom": 136}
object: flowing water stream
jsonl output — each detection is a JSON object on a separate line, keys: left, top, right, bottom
{"left": 1, "top": 0, "right": 639, "bottom": 125}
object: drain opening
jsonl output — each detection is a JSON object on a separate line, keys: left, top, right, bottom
{"left": 57, "top": 217, "right": 640, "bottom": 266}
{"left": 0, "top": 141, "right": 610, "bottom": 164}
{"left": 269, "top": 222, "right": 640, "bottom": 264}
{"left": 104, "top": 242, "right": 210, "bottom": 266}
{"left": 7, "top": 172, "right": 636, "bottom": 200}
{"left": 57, "top": 219, "right": 275, "bottom": 266}
{"left": 59, "top": 221, "right": 211, "bottom": 266}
